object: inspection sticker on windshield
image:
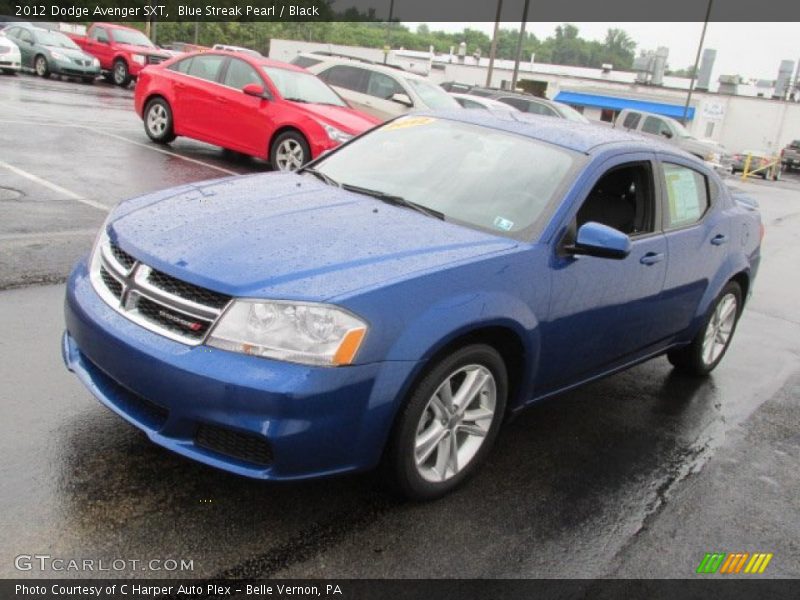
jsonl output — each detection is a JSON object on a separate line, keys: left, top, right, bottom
{"left": 383, "top": 116, "right": 436, "bottom": 131}
{"left": 493, "top": 217, "right": 514, "bottom": 231}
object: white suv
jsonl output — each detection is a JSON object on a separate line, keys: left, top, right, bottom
{"left": 301, "top": 55, "right": 460, "bottom": 121}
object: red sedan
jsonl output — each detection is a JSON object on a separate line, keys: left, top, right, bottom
{"left": 134, "top": 52, "right": 381, "bottom": 171}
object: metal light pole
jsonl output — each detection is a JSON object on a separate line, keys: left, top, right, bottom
{"left": 486, "top": 0, "right": 503, "bottom": 88}
{"left": 384, "top": 0, "right": 395, "bottom": 64}
{"left": 681, "top": 0, "right": 714, "bottom": 125}
{"left": 510, "top": 0, "right": 530, "bottom": 90}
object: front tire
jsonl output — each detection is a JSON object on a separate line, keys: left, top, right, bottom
{"left": 34, "top": 55, "right": 49, "bottom": 78}
{"left": 112, "top": 59, "right": 131, "bottom": 87}
{"left": 668, "top": 281, "right": 742, "bottom": 376}
{"left": 269, "top": 131, "right": 310, "bottom": 172}
{"left": 386, "top": 344, "right": 507, "bottom": 500}
{"left": 143, "top": 98, "right": 176, "bottom": 144}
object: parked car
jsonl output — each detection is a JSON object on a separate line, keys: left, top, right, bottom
{"left": 731, "top": 150, "right": 780, "bottom": 180}
{"left": 449, "top": 93, "right": 519, "bottom": 111}
{"left": 463, "top": 87, "right": 591, "bottom": 123}
{"left": 63, "top": 111, "right": 762, "bottom": 500}
{"left": 615, "top": 108, "right": 731, "bottom": 174}
{"left": 0, "top": 30, "right": 21, "bottom": 74}
{"left": 67, "top": 22, "right": 170, "bottom": 86}
{"left": 211, "top": 44, "right": 261, "bottom": 57}
{"left": 780, "top": 140, "right": 800, "bottom": 171}
{"left": 304, "top": 55, "right": 460, "bottom": 120}
{"left": 2, "top": 24, "right": 99, "bottom": 82}
{"left": 134, "top": 51, "right": 380, "bottom": 171}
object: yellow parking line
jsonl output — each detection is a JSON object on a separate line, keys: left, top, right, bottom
{"left": 0, "top": 160, "right": 109, "bottom": 212}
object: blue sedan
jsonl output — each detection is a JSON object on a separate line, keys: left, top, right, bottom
{"left": 63, "top": 111, "right": 762, "bottom": 499}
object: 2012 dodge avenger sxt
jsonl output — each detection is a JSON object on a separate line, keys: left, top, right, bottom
{"left": 63, "top": 112, "right": 762, "bottom": 499}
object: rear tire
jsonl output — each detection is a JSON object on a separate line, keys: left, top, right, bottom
{"left": 112, "top": 59, "right": 131, "bottom": 87}
{"left": 34, "top": 55, "right": 49, "bottom": 78}
{"left": 668, "top": 281, "right": 742, "bottom": 376}
{"left": 385, "top": 344, "right": 507, "bottom": 500}
{"left": 143, "top": 98, "right": 176, "bottom": 144}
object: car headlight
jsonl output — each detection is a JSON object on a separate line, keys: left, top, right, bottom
{"left": 705, "top": 151, "right": 721, "bottom": 163}
{"left": 322, "top": 123, "right": 352, "bottom": 144}
{"left": 92, "top": 57, "right": 100, "bottom": 67}
{"left": 132, "top": 54, "right": 146, "bottom": 65}
{"left": 207, "top": 300, "right": 368, "bottom": 366}
{"left": 50, "top": 51, "right": 68, "bottom": 61}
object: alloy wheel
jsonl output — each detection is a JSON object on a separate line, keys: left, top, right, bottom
{"left": 147, "top": 104, "right": 168, "bottom": 137}
{"left": 274, "top": 139, "right": 305, "bottom": 171}
{"left": 701, "top": 292, "right": 737, "bottom": 366}
{"left": 35, "top": 57, "right": 47, "bottom": 76}
{"left": 114, "top": 63, "right": 126, "bottom": 85}
{"left": 414, "top": 364, "right": 496, "bottom": 482}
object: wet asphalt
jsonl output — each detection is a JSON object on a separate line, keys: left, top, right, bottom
{"left": 0, "top": 73, "right": 799, "bottom": 580}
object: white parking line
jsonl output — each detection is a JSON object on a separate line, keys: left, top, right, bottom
{"left": 0, "top": 115, "right": 243, "bottom": 176}
{"left": 0, "top": 229, "right": 98, "bottom": 242}
{"left": 79, "top": 125, "right": 241, "bottom": 176}
{"left": 0, "top": 159, "right": 109, "bottom": 212}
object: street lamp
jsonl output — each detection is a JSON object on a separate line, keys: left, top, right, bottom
{"left": 681, "top": 0, "right": 714, "bottom": 125}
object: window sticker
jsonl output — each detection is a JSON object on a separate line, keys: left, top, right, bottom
{"left": 664, "top": 166, "right": 702, "bottom": 225}
{"left": 493, "top": 216, "right": 514, "bottom": 231}
{"left": 382, "top": 116, "right": 436, "bottom": 131}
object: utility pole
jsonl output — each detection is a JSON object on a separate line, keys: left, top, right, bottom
{"left": 485, "top": 0, "right": 503, "bottom": 88}
{"left": 681, "top": 0, "right": 714, "bottom": 125}
{"left": 510, "top": 0, "right": 530, "bottom": 90}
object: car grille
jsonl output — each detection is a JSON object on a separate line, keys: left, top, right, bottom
{"left": 71, "top": 58, "right": 93, "bottom": 66}
{"left": 195, "top": 423, "right": 273, "bottom": 466}
{"left": 90, "top": 234, "right": 232, "bottom": 345}
{"left": 147, "top": 55, "right": 168, "bottom": 65}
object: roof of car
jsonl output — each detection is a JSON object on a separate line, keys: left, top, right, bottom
{"left": 180, "top": 51, "right": 305, "bottom": 72}
{"left": 303, "top": 54, "right": 427, "bottom": 80}
{"left": 419, "top": 109, "right": 680, "bottom": 155}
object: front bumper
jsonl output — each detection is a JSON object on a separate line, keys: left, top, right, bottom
{"left": 63, "top": 260, "right": 417, "bottom": 480}
{"left": 53, "top": 60, "right": 100, "bottom": 77}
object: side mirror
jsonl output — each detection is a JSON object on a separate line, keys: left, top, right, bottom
{"left": 242, "top": 83, "right": 267, "bottom": 98}
{"left": 661, "top": 130, "right": 673, "bottom": 139}
{"left": 566, "top": 222, "right": 631, "bottom": 260}
{"left": 98, "top": 38, "right": 109, "bottom": 45}
{"left": 390, "top": 92, "right": 413, "bottom": 107}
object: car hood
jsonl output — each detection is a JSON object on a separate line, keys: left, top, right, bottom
{"left": 289, "top": 101, "right": 380, "bottom": 134}
{"left": 109, "top": 174, "right": 516, "bottom": 301}
{"left": 43, "top": 45, "right": 93, "bottom": 61}
{"left": 116, "top": 43, "right": 169, "bottom": 57}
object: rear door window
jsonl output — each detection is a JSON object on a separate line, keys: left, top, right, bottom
{"left": 90, "top": 27, "right": 108, "bottom": 43}
{"left": 319, "top": 65, "right": 368, "bottom": 93}
{"left": 661, "top": 163, "right": 710, "bottom": 229}
{"left": 622, "top": 112, "right": 641, "bottom": 129}
{"left": 186, "top": 54, "right": 226, "bottom": 83}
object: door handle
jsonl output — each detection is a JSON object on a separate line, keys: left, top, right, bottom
{"left": 711, "top": 234, "right": 729, "bottom": 246}
{"left": 175, "top": 82, "right": 186, "bottom": 89}
{"left": 215, "top": 96, "right": 228, "bottom": 104}
{"left": 640, "top": 252, "right": 664, "bottom": 265}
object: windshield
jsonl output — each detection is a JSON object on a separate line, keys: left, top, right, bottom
{"left": 314, "top": 117, "right": 577, "bottom": 238}
{"left": 555, "top": 102, "right": 590, "bottom": 124}
{"left": 262, "top": 66, "right": 346, "bottom": 107}
{"left": 35, "top": 30, "right": 79, "bottom": 50}
{"left": 405, "top": 79, "right": 461, "bottom": 110}
{"left": 111, "top": 28, "right": 155, "bottom": 48}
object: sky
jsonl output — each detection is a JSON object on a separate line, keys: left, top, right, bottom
{"left": 406, "top": 22, "right": 800, "bottom": 82}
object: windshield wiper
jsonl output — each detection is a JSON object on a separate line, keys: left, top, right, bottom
{"left": 284, "top": 97, "right": 310, "bottom": 103}
{"left": 301, "top": 167, "right": 339, "bottom": 187}
{"left": 341, "top": 183, "right": 444, "bottom": 220}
